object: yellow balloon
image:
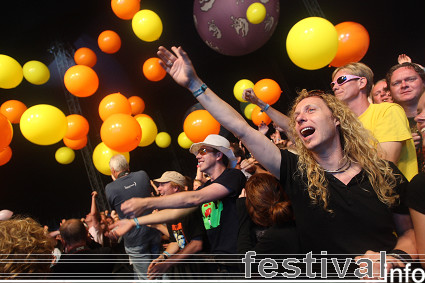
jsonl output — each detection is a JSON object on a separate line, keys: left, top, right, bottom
{"left": 155, "top": 132, "right": 171, "bottom": 148}
{"left": 132, "top": 9, "right": 163, "bottom": 42}
{"left": 233, "top": 79, "right": 254, "bottom": 102}
{"left": 244, "top": 103, "right": 256, "bottom": 120}
{"left": 92, "top": 142, "right": 130, "bottom": 175}
{"left": 246, "top": 3, "right": 266, "bottom": 24}
{"left": 286, "top": 17, "right": 338, "bottom": 70}
{"left": 55, "top": 147, "right": 75, "bottom": 165}
{"left": 136, "top": 116, "right": 158, "bottom": 147}
{"left": 23, "top": 60, "right": 50, "bottom": 85}
{"left": 0, "top": 55, "right": 23, "bottom": 89}
{"left": 20, "top": 104, "right": 67, "bottom": 145}
{"left": 177, "top": 132, "right": 193, "bottom": 149}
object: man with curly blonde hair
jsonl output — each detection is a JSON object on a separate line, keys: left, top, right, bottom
{"left": 151, "top": 46, "right": 417, "bottom": 279}
{"left": 0, "top": 216, "right": 55, "bottom": 279}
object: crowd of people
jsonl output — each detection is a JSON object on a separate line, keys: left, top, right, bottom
{"left": 1, "top": 49, "right": 425, "bottom": 280}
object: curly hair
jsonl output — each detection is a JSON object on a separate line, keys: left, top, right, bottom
{"left": 287, "top": 90, "right": 399, "bottom": 212}
{"left": 245, "top": 173, "right": 293, "bottom": 227}
{"left": 0, "top": 216, "right": 55, "bottom": 279}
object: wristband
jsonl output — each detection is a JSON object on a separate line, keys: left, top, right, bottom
{"left": 163, "top": 251, "right": 170, "bottom": 259}
{"left": 260, "top": 104, "right": 270, "bottom": 113}
{"left": 387, "top": 249, "right": 412, "bottom": 265}
{"left": 133, "top": 218, "right": 140, "bottom": 229}
{"left": 193, "top": 83, "right": 207, "bottom": 98}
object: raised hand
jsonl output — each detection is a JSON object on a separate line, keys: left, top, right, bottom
{"left": 157, "top": 46, "right": 201, "bottom": 91}
{"left": 108, "top": 219, "right": 134, "bottom": 239}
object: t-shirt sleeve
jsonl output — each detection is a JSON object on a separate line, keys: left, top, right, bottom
{"left": 406, "top": 173, "right": 425, "bottom": 214}
{"left": 214, "top": 169, "right": 246, "bottom": 197}
{"left": 373, "top": 104, "right": 412, "bottom": 143}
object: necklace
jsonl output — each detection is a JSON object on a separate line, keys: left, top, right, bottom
{"left": 323, "top": 158, "right": 351, "bottom": 174}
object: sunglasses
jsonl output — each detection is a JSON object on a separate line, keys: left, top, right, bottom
{"left": 198, "top": 148, "right": 215, "bottom": 155}
{"left": 330, "top": 75, "right": 362, "bottom": 88}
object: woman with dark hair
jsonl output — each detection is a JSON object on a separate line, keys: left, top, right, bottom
{"left": 237, "top": 173, "right": 299, "bottom": 255}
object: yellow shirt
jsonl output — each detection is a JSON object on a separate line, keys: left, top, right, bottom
{"left": 359, "top": 103, "right": 418, "bottom": 181}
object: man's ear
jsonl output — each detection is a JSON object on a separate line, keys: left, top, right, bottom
{"left": 359, "top": 77, "right": 368, "bottom": 90}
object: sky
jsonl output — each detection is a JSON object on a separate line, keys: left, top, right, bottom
{"left": 0, "top": 0, "right": 424, "bottom": 227}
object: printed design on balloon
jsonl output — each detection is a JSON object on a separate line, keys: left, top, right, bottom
{"left": 231, "top": 16, "right": 249, "bottom": 37}
{"left": 200, "top": 0, "right": 215, "bottom": 12}
{"left": 208, "top": 20, "right": 222, "bottom": 39}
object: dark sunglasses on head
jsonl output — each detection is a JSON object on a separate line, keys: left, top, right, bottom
{"left": 330, "top": 75, "right": 362, "bottom": 88}
{"left": 198, "top": 148, "right": 215, "bottom": 155}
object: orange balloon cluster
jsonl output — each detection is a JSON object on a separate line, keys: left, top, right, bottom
{"left": 128, "top": 96, "right": 145, "bottom": 115}
{"left": 143, "top": 57, "right": 166, "bottom": 82}
{"left": 1, "top": 100, "right": 27, "bottom": 124}
{"left": 65, "top": 114, "right": 89, "bottom": 140}
{"left": 251, "top": 105, "right": 272, "bottom": 126}
{"left": 98, "top": 30, "right": 122, "bottom": 54}
{"left": 253, "top": 79, "right": 282, "bottom": 105}
{"left": 74, "top": 47, "right": 97, "bottom": 67}
{"left": 111, "top": 0, "right": 140, "bottom": 20}
{"left": 0, "top": 146, "right": 12, "bottom": 166}
{"left": 99, "top": 92, "right": 132, "bottom": 121}
{"left": 330, "top": 22, "right": 370, "bottom": 67}
{"left": 64, "top": 65, "right": 99, "bottom": 97}
{"left": 101, "top": 113, "right": 141, "bottom": 152}
{"left": 0, "top": 113, "right": 13, "bottom": 150}
{"left": 183, "top": 110, "right": 220, "bottom": 143}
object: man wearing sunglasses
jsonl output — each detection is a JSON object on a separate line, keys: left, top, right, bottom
{"left": 112, "top": 134, "right": 246, "bottom": 278}
{"left": 331, "top": 62, "right": 417, "bottom": 181}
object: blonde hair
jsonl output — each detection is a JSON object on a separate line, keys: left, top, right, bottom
{"left": 0, "top": 216, "right": 55, "bottom": 279}
{"left": 288, "top": 90, "right": 399, "bottom": 211}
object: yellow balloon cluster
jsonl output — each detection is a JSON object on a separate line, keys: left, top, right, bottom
{"left": 92, "top": 142, "right": 130, "bottom": 175}
{"left": 177, "top": 132, "right": 193, "bottom": 149}
{"left": 155, "top": 132, "right": 171, "bottom": 148}
{"left": 20, "top": 104, "right": 67, "bottom": 145}
{"left": 0, "top": 55, "right": 23, "bottom": 89}
{"left": 23, "top": 60, "right": 50, "bottom": 85}
{"left": 55, "top": 147, "right": 75, "bottom": 165}
{"left": 132, "top": 10, "right": 163, "bottom": 42}
{"left": 136, "top": 116, "right": 158, "bottom": 147}
{"left": 286, "top": 17, "right": 338, "bottom": 70}
{"left": 233, "top": 79, "right": 254, "bottom": 102}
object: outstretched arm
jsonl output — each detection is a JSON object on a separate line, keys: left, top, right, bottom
{"left": 157, "top": 46, "right": 281, "bottom": 178}
{"left": 243, "top": 88, "right": 294, "bottom": 142}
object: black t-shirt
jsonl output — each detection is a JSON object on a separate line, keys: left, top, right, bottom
{"left": 199, "top": 168, "right": 246, "bottom": 254}
{"left": 105, "top": 170, "right": 159, "bottom": 247}
{"left": 279, "top": 149, "right": 408, "bottom": 255}
{"left": 166, "top": 208, "right": 207, "bottom": 250}
{"left": 406, "top": 172, "right": 425, "bottom": 214}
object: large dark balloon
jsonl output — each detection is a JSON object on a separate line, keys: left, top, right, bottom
{"left": 193, "top": 0, "right": 280, "bottom": 56}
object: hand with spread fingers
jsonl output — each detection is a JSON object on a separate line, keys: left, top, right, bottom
{"left": 157, "top": 46, "right": 200, "bottom": 91}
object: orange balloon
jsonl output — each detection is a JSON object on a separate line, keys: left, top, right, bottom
{"left": 99, "top": 92, "right": 132, "bottom": 121}
{"left": 0, "top": 113, "right": 13, "bottom": 149}
{"left": 0, "top": 146, "right": 12, "bottom": 166}
{"left": 65, "top": 114, "right": 89, "bottom": 140}
{"left": 98, "top": 30, "right": 121, "bottom": 54}
{"left": 253, "top": 79, "right": 282, "bottom": 105}
{"left": 111, "top": 0, "right": 140, "bottom": 20}
{"left": 134, "top": 113, "right": 152, "bottom": 120}
{"left": 330, "top": 22, "right": 370, "bottom": 67}
{"left": 63, "top": 136, "right": 87, "bottom": 150}
{"left": 183, "top": 110, "right": 220, "bottom": 143}
{"left": 64, "top": 65, "right": 99, "bottom": 97}
{"left": 251, "top": 105, "right": 272, "bottom": 126}
{"left": 143, "top": 57, "right": 166, "bottom": 82}
{"left": 1, "top": 100, "right": 27, "bottom": 124}
{"left": 74, "top": 47, "right": 97, "bottom": 67}
{"left": 101, "top": 113, "right": 141, "bottom": 152}
{"left": 128, "top": 96, "right": 145, "bottom": 115}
